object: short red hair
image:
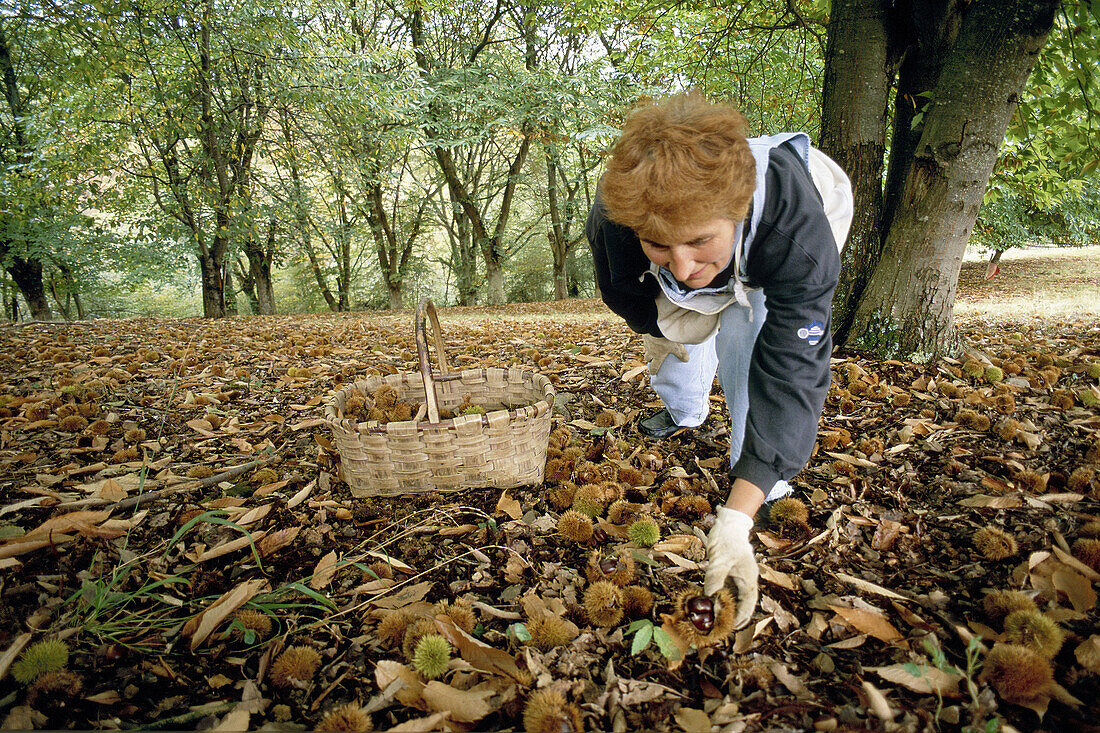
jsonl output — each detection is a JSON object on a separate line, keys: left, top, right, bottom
{"left": 600, "top": 93, "right": 756, "bottom": 242}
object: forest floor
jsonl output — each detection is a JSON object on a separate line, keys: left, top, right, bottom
{"left": 0, "top": 247, "right": 1098, "bottom": 733}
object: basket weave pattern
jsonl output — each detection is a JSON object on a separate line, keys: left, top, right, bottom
{"left": 324, "top": 311, "right": 554, "bottom": 497}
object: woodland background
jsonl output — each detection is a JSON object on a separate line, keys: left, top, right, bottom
{"left": 1, "top": 0, "right": 1098, "bottom": 357}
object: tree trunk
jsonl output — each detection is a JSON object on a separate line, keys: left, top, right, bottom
{"left": 223, "top": 258, "right": 237, "bottom": 316}
{"left": 819, "top": 0, "right": 898, "bottom": 343}
{"left": 485, "top": 266, "right": 505, "bottom": 305}
{"left": 7, "top": 256, "right": 50, "bottom": 321}
{"left": 843, "top": 0, "right": 1057, "bottom": 359}
{"left": 241, "top": 219, "right": 276, "bottom": 315}
{"left": 198, "top": 234, "right": 227, "bottom": 319}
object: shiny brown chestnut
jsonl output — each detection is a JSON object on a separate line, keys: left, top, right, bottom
{"left": 686, "top": 596, "right": 715, "bottom": 633}
{"left": 599, "top": 556, "right": 619, "bottom": 575}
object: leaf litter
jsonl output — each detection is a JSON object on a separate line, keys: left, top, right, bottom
{"left": 0, "top": 301, "right": 1096, "bottom": 730}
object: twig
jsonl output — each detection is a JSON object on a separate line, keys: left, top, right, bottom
{"left": 133, "top": 702, "right": 236, "bottom": 730}
{"left": 52, "top": 455, "right": 279, "bottom": 514}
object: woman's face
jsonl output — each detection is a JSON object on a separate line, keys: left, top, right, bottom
{"left": 638, "top": 217, "right": 738, "bottom": 289}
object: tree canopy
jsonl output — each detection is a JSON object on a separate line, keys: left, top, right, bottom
{"left": 1, "top": 0, "right": 1096, "bottom": 358}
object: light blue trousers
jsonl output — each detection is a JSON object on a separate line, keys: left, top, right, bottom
{"left": 649, "top": 289, "right": 792, "bottom": 502}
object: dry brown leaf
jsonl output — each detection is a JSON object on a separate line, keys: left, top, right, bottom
{"left": 95, "top": 478, "right": 127, "bottom": 501}
{"left": 183, "top": 578, "right": 268, "bottom": 651}
{"left": 768, "top": 661, "right": 813, "bottom": 699}
{"left": 958, "top": 494, "right": 1023, "bottom": 508}
{"left": 433, "top": 615, "right": 525, "bottom": 682}
{"left": 829, "top": 605, "right": 904, "bottom": 644}
{"left": 861, "top": 680, "right": 894, "bottom": 721}
{"left": 370, "top": 581, "right": 433, "bottom": 610}
{"left": 870, "top": 663, "right": 963, "bottom": 696}
{"left": 1051, "top": 545, "right": 1100, "bottom": 582}
{"left": 1074, "top": 635, "right": 1100, "bottom": 673}
{"left": 22, "top": 509, "right": 112, "bottom": 541}
{"left": 759, "top": 563, "right": 796, "bottom": 590}
{"left": 236, "top": 503, "right": 272, "bottom": 526}
{"left": 733, "top": 616, "right": 774, "bottom": 654}
{"left": 310, "top": 550, "right": 339, "bottom": 590}
{"left": 374, "top": 660, "right": 426, "bottom": 710}
{"left": 186, "top": 418, "right": 217, "bottom": 436}
{"left": 0, "top": 632, "right": 32, "bottom": 681}
{"left": 421, "top": 681, "right": 494, "bottom": 723}
{"left": 188, "top": 529, "right": 267, "bottom": 563}
{"left": 257, "top": 526, "right": 301, "bottom": 557}
{"left": 674, "top": 707, "right": 711, "bottom": 733}
{"left": 0, "top": 535, "right": 75, "bottom": 560}
{"left": 495, "top": 491, "right": 522, "bottom": 520}
{"left": 832, "top": 572, "right": 911, "bottom": 601}
{"left": 1052, "top": 566, "right": 1096, "bottom": 612}
{"left": 383, "top": 712, "right": 451, "bottom": 732}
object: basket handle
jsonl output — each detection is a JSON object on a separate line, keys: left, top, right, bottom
{"left": 415, "top": 298, "right": 450, "bottom": 424}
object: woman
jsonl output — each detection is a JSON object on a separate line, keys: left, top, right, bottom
{"left": 586, "top": 92, "right": 852, "bottom": 628}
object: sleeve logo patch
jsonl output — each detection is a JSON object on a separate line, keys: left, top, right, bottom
{"left": 797, "top": 321, "right": 825, "bottom": 346}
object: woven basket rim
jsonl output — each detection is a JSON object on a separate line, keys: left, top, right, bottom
{"left": 324, "top": 366, "right": 555, "bottom": 435}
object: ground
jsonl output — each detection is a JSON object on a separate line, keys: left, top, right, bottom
{"left": 0, "top": 248, "right": 1098, "bottom": 732}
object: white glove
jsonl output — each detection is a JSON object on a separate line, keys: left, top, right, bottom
{"left": 642, "top": 334, "right": 689, "bottom": 373}
{"left": 704, "top": 506, "right": 758, "bottom": 630}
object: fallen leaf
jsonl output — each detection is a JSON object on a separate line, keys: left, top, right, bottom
{"left": 861, "top": 680, "right": 894, "bottom": 721}
{"left": 383, "top": 711, "right": 450, "bottom": 732}
{"left": 871, "top": 663, "right": 963, "bottom": 696}
{"left": 421, "top": 681, "right": 493, "bottom": 723}
{"left": 832, "top": 572, "right": 911, "bottom": 602}
{"left": 1052, "top": 566, "right": 1096, "bottom": 612}
{"left": 830, "top": 605, "right": 904, "bottom": 644}
{"left": 310, "top": 550, "right": 339, "bottom": 590}
{"left": 183, "top": 578, "right": 268, "bottom": 651}
{"left": 1074, "top": 635, "right": 1100, "bottom": 673}
{"left": 433, "top": 614, "right": 526, "bottom": 682}
{"left": 257, "top": 526, "right": 301, "bottom": 557}
{"left": 674, "top": 707, "right": 711, "bottom": 733}
{"left": 495, "top": 491, "right": 522, "bottom": 520}
{"left": 958, "top": 494, "right": 1023, "bottom": 508}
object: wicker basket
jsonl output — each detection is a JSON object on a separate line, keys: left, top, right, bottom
{"left": 324, "top": 299, "right": 555, "bottom": 497}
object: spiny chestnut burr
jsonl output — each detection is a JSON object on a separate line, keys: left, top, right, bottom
{"left": 672, "top": 588, "right": 737, "bottom": 648}
{"left": 584, "top": 549, "right": 635, "bottom": 586}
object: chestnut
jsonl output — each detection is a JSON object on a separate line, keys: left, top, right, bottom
{"left": 686, "top": 596, "right": 715, "bottom": 633}
{"left": 599, "top": 556, "right": 619, "bottom": 575}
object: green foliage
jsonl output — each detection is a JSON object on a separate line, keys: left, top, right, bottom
{"left": 985, "top": 0, "right": 1100, "bottom": 250}
{"left": 625, "top": 619, "right": 680, "bottom": 660}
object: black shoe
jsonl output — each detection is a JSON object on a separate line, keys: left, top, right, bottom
{"left": 638, "top": 408, "right": 686, "bottom": 439}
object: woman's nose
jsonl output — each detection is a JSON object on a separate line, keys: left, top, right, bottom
{"left": 669, "top": 248, "right": 694, "bottom": 280}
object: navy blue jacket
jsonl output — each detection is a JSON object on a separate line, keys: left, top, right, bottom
{"left": 586, "top": 142, "right": 841, "bottom": 493}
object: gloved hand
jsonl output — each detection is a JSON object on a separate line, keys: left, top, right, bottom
{"left": 642, "top": 334, "right": 689, "bottom": 373}
{"left": 704, "top": 506, "right": 758, "bottom": 630}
